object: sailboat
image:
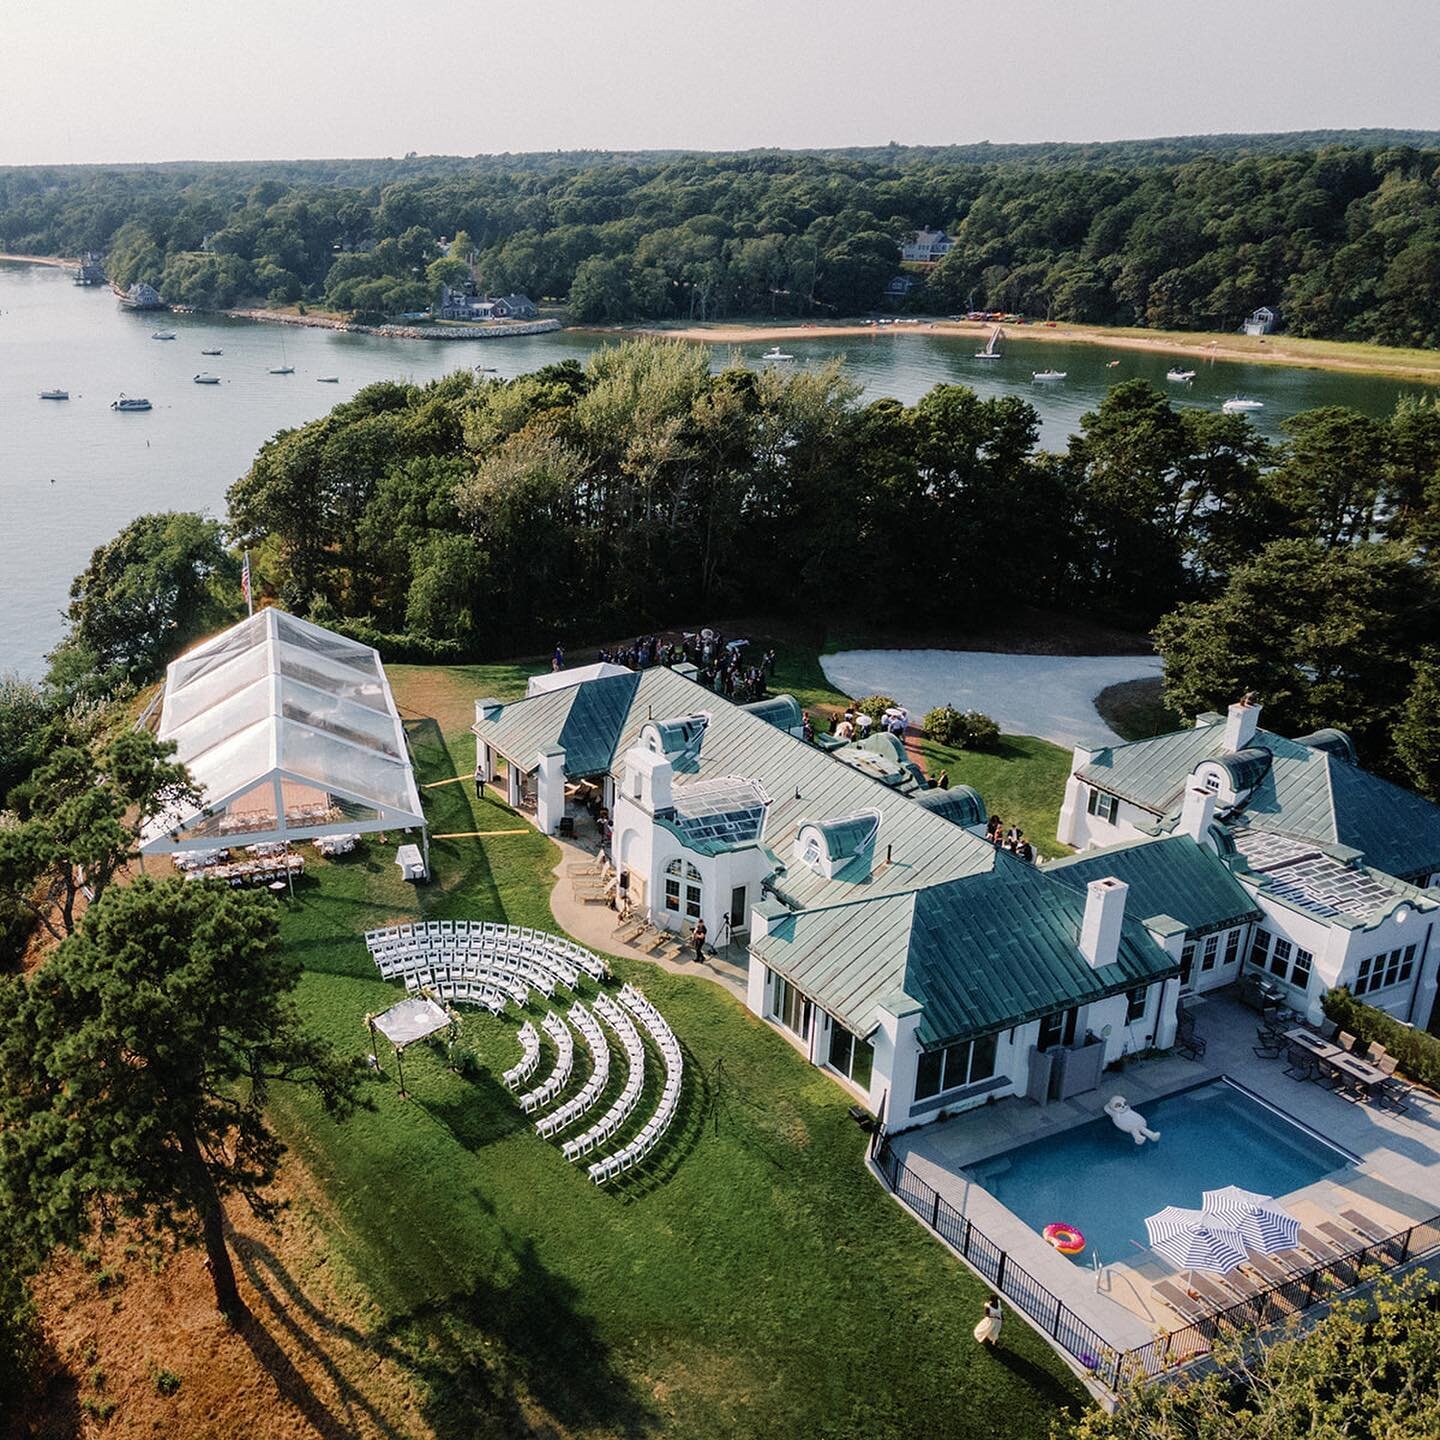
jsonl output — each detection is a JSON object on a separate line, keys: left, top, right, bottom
{"left": 975, "top": 325, "right": 1002, "bottom": 359}
{"left": 268, "top": 329, "right": 294, "bottom": 375}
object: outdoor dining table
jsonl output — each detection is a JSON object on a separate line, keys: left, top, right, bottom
{"left": 1283, "top": 1027, "right": 1340, "bottom": 1059}
{"left": 1325, "top": 1051, "right": 1388, "bottom": 1090}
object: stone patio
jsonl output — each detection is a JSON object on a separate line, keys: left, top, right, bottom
{"left": 890, "top": 989, "right": 1440, "bottom": 1351}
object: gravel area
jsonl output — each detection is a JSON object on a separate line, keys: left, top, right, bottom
{"left": 820, "top": 650, "right": 1164, "bottom": 749}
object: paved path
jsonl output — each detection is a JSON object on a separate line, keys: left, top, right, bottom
{"left": 820, "top": 650, "right": 1164, "bottom": 749}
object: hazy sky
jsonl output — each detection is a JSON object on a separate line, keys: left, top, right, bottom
{"left": 5, "top": 0, "right": 1439, "bottom": 165}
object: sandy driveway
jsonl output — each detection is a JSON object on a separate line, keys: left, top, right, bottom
{"left": 819, "top": 650, "right": 1164, "bottom": 749}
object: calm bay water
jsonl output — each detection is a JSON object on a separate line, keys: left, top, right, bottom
{"left": 0, "top": 260, "right": 1428, "bottom": 677}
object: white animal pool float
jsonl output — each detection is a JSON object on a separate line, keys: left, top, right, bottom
{"left": 1104, "top": 1095, "right": 1161, "bottom": 1146}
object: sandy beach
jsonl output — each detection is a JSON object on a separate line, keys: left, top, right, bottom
{"left": 0, "top": 252, "right": 71, "bottom": 268}
{"left": 601, "top": 317, "right": 1440, "bottom": 384}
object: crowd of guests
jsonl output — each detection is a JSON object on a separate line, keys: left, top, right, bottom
{"left": 985, "top": 814, "right": 1037, "bottom": 864}
{"left": 558, "top": 629, "right": 779, "bottom": 703}
{"left": 829, "top": 704, "right": 909, "bottom": 742}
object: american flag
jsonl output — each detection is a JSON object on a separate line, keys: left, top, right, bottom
{"left": 241, "top": 550, "right": 252, "bottom": 614}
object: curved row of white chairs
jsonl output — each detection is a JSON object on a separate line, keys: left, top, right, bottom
{"left": 519, "top": 1011, "right": 575, "bottom": 1113}
{"left": 504, "top": 1020, "right": 542, "bottom": 1091}
{"left": 365, "top": 921, "right": 607, "bottom": 987}
{"left": 407, "top": 966, "right": 529, "bottom": 1010}
{"left": 561, "top": 995, "right": 647, "bottom": 1161}
{"left": 587, "top": 985, "right": 685, "bottom": 1184}
{"left": 536, "top": 1003, "right": 611, "bottom": 1138}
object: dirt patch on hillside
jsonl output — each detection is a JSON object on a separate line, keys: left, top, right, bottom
{"left": 10, "top": 1169, "right": 433, "bottom": 1440}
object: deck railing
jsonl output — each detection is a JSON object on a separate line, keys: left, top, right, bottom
{"left": 873, "top": 1133, "right": 1440, "bottom": 1392}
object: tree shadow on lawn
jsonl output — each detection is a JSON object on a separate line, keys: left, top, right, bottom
{"left": 234, "top": 1223, "right": 657, "bottom": 1440}
{"left": 414, "top": 1061, "right": 531, "bottom": 1150}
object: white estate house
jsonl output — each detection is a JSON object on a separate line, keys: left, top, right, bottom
{"left": 1058, "top": 698, "right": 1440, "bottom": 1030}
{"left": 473, "top": 665, "right": 1185, "bottom": 1132}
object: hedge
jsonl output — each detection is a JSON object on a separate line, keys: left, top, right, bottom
{"left": 331, "top": 621, "right": 468, "bottom": 665}
{"left": 1322, "top": 988, "right": 1440, "bottom": 1091}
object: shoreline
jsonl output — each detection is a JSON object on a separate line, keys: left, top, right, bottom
{"left": 0, "top": 252, "right": 72, "bottom": 268}
{"left": 220, "top": 307, "right": 563, "bottom": 341}
{"left": 589, "top": 317, "right": 1440, "bottom": 385}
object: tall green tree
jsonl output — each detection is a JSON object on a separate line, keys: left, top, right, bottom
{"left": 0, "top": 878, "right": 366, "bottom": 1320}
{"left": 1395, "top": 658, "right": 1440, "bottom": 801}
{"left": 0, "top": 725, "right": 199, "bottom": 942}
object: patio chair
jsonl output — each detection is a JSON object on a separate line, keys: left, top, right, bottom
{"left": 1339, "top": 1208, "right": 1391, "bottom": 1244}
{"left": 1283, "top": 1043, "right": 1319, "bottom": 1082}
{"left": 1253, "top": 1027, "right": 1284, "bottom": 1059}
{"left": 1317, "top": 1019, "right": 1339, "bottom": 1041}
{"left": 1337, "top": 1030, "right": 1356, "bottom": 1053}
{"left": 1364, "top": 1041, "right": 1387, "bottom": 1065}
{"left": 1318, "top": 1220, "right": 1367, "bottom": 1255}
{"left": 1297, "top": 1227, "right": 1342, "bottom": 1264}
{"left": 1376, "top": 1058, "right": 1415, "bottom": 1114}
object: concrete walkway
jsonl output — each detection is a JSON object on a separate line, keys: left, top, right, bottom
{"left": 820, "top": 650, "right": 1164, "bottom": 748}
{"left": 545, "top": 830, "right": 749, "bottom": 1002}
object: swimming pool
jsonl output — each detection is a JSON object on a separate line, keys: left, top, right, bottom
{"left": 962, "top": 1080, "right": 1352, "bottom": 1265}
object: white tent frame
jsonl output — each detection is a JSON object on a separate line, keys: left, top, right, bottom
{"left": 140, "top": 608, "right": 428, "bottom": 865}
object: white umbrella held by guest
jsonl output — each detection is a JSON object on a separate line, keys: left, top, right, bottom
{"left": 1145, "top": 1205, "right": 1249, "bottom": 1274}
{"left": 1201, "top": 1186, "right": 1301, "bottom": 1256}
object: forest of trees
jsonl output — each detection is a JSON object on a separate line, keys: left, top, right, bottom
{"left": 4, "top": 133, "right": 1440, "bottom": 341}
{"left": 18, "top": 340, "right": 1437, "bottom": 803}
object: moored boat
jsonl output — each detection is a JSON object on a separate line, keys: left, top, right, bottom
{"left": 975, "top": 324, "right": 1002, "bottom": 359}
{"left": 1222, "top": 396, "right": 1264, "bottom": 412}
{"left": 193, "top": 372, "right": 220, "bottom": 384}
{"left": 39, "top": 388, "right": 69, "bottom": 400}
{"left": 151, "top": 330, "right": 177, "bottom": 340}
{"left": 316, "top": 375, "right": 339, "bottom": 383}
{"left": 111, "top": 394, "right": 152, "bottom": 411}
{"left": 201, "top": 348, "right": 223, "bottom": 356}
{"left": 269, "top": 365, "right": 295, "bottom": 375}
{"left": 1166, "top": 368, "right": 1197, "bottom": 382}
{"left": 1032, "top": 369, "right": 1067, "bottom": 381}
{"left": 760, "top": 345, "right": 794, "bottom": 362}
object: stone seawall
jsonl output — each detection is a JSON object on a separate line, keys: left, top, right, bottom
{"left": 221, "top": 309, "right": 564, "bottom": 341}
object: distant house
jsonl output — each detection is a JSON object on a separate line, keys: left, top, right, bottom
{"left": 71, "top": 252, "right": 106, "bottom": 287}
{"left": 900, "top": 228, "right": 954, "bottom": 264}
{"left": 884, "top": 274, "right": 916, "bottom": 302}
{"left": 120, "top": 281, "right": 163, "bottom": 310}
{"left": 1242, "top": 305, "right": 1279, "bottom": 336}
{"left": 436, "top": 289, "right": 539, "bottom": 322}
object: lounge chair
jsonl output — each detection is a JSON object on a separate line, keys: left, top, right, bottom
{"left": 1339, "top": 1208, "right": 1391, "bottom": 1244}
{"left": 1187, "top": 1274, "right": 1238, "bottom": 1310}
{"left": 1318, "top": 1220, "right": 1366, "bottom": 1255}
{"left": 1297, "top": 1227, "right": 1342, "bottom": 1263}
{"left": 1151, "top": 1279, "right": 1209, "bottom": 1324}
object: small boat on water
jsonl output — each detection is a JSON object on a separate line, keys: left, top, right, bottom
{"left": 269, "top": 365, "right": 295, "bottom": 375}
{"left": 1032, "top": 369, "right": 1067, "bottom": 381}
{"left": 975, "top": 324, "right": 1002, "bottom": 359}
{"left": 316, "top": 375, "right": 339, "bottom": 383}
{"left": 193, "top": 373, "right": 220, "bottom": 385}
{"left": 1222, "top": 396, "right": 1265, "bottom": 412}
{"left": 201, "top": 348, "right": 223, "bottom": 356}
{"left": 111, "top": 394, "right": 151, "bottom": 411}
{"left": 151, "top": 330, "right": 177, "bottom": 341}
{"left": 760, "top": 345, "right": 794, "bottom": 362}
{"left": 1106, "top": 359, "right": 1121, "bottom": 368}
{"left": 39, "top": 388, "right": 70, "bottom": 400}
{"left": 1167, "top": 368, "right": 1197, "bottom": 382}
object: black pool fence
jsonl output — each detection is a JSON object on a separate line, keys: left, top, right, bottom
{"left": 872, "top": 1133, "right": 1440, "bottom": 1391}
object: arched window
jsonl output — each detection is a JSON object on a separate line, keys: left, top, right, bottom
{"left": 664, "top": 858, "right": 703, "bottom": 919}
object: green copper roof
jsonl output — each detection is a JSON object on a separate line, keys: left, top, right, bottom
{"left": 1078, "top": 719, "right": 1440, "bottom": 883}
{"left": 739, "top": 694, "right": 803, "bottom": 731}
{"left": 913, "top": 784, "right": 986, "bottom": 829}
{"left": 1046, "top": 835, "right": 1261, "bottom": 936}
{"left": 753, "top": 857, "right": 1178, "bottom": 1045}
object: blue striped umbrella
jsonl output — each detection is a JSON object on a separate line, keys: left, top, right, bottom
{"left": 1201, "top": 1186, "right": 1301, "bottom": 1255}
{"left": 1144, "top": 1205, "right": 1249, "bottom": 1274}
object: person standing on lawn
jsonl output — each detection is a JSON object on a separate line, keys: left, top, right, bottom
{"left": 973, "top": 1293, "right": 1003, "bottom": 1349}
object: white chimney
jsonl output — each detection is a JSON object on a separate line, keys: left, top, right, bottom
{"left": 1180, "top": 784, "right": 1218, "bottom": 844}
{"left": 1080, "top": 877, "right": 1129, "bottom": 970}
{"left": 1223, "top": 697, "right": 1260, "bottom": 751}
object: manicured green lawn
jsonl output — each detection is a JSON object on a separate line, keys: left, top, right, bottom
{"left": 912, "top": 735, "right": 1073, "bottom": 860}
{"left": 267, "top": 664, "right": 1085, "bottom": 1439}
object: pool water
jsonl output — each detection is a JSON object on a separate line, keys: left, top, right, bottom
{"left": 962, "top": 1080, "right": 1350, "bottom": 1265}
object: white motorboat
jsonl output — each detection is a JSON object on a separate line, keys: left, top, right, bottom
{"left": 316, "top": 375, "right": 339, "bottom": 383}
{"left": 193, "top": 372, "right": 220, "bottom": 384}
{"left": 760, "top": 345, "right": 794, "bottom": 362}
{"left": 1032, "top": 369, "right": 1067, "bottom": 381}
{"left": 151, "top": 330, "right": 177, "bottom": 340}
{"left": 1166, "top": 368, "right": 1197, "bottom": 382}
{"left": 111, "top": 394, "right": 152, "bottom": 411}
{"left": 1222, "top": 396, "right": 1265, "bottom": 412}
{"left": 39, "top": 388, "right": 69, "bottom": 400}
{"left": 975, "top": 324, "right": 1002, "bottom": 359}
{"left": 201, "top": 348, "right": 223, "bottom": 356}
{"left": 269, "top": 365, "right": 295, "bottom": 375}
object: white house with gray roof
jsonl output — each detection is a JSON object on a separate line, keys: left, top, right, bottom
{"left": 1058, "top": 698, "right": 1440, "bottom": 1028}
{"left": 473, "top": 664, "right": 1187, "bottom": 1130}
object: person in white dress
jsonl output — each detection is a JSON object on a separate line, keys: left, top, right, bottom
{"left": 973, "top": 1293, "right": 1002, "bottom": 1348}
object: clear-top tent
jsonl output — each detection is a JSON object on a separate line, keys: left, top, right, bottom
{"left": 141, "top": 608, "right": 426, "bottom": 856}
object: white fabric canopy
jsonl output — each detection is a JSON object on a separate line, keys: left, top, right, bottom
{"left": 141, "top": 608, "right": 426, "bottom": 853}
{"left": 371, "top": 995, "right": 451, "bottom": 1048}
